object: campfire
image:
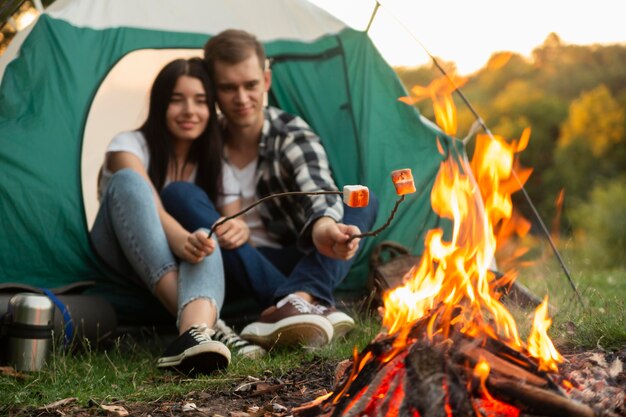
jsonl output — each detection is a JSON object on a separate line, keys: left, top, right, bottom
{"left": 294, "top": 76, "right": 597, "bottom": 417}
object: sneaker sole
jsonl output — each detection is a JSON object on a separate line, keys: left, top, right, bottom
{"left": 157, "top": 342, "right": 231, "bottom": 375}
{"left": 241, "top": 315, "right": 333, "bottom": 349}
{"left": 326, "top": 311, "right": 355, "bottom": 340}
{"left": 236, "top": 345, "right": 267, "bottom": 359}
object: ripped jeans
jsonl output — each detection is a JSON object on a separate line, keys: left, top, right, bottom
{"left": 90, "top": 169, "right": 225, "bottom": 325}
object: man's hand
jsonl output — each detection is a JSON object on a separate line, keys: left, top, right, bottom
{"left": 174, "top": 229, "right": 215, "bottom": 263}
{"left": 213, "top": 217, "right": 249, "bottom": 249}
{"left": 311, "top": 216, "right": 361, "bottom": 260}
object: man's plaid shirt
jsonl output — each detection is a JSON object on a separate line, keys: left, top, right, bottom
{"left": 248, "top": 106, "right": 343, "bottom": 250}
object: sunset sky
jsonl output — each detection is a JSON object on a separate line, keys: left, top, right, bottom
{"left": 309, "top": 0, "right": 626, "bottom": 74}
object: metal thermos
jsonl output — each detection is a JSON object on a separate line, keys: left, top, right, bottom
{"left": 6, "top": 293, "right": 55, "bottom": 371}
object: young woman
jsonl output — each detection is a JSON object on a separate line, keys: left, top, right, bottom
{"left": 90, "top": 58, "right": 263, "bottom": 376}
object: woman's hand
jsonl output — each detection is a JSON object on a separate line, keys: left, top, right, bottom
{"left": 213, "top": 217, "right": 249, "bottom": 249}
{"left": 174, "top": 229, "right": 215, "bottom": 263}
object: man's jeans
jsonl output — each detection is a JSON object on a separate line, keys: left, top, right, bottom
{"left": 161, "top": 182, "right": 378, "bottom": 307}
{"left": 90, "top": 169, "right": 225, "bottom": 323}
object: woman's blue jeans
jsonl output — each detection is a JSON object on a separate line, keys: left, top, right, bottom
{"left": 90, "top": 169, "right": 225, "bottom": 324}
{"left": 161, "top": 182, "right": 379, "bottom": 307}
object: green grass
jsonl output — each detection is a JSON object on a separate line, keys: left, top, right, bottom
{"left": 508, "top": 242, "right": 626, "bottom": 352}
{"left": 2, "top": 250, "right": 624, "bottom": 412}
{"left": 0, "top": 310, "right": 380, "bottom": 412}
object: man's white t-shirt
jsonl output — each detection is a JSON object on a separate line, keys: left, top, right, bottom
{"left": 224, "top": 159, "right": 281, "bottom": 248}
{"left": 98, "top": 131, "right": 239, "bottom": 208}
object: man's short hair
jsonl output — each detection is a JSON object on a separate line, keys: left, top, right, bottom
{"left": 204, "top": 29, "right": 266, "bottom": 75}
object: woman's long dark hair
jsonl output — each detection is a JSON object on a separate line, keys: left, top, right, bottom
{"left": 139, "top": 57, "right": 223, "bottom": 202}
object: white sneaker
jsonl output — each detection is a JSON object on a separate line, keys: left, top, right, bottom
{"left": 213, "top": 319, "right": 267, "bottom": 359}
{"left": 240, "top": 294, "right": 334, "bottom": 349}
{"left": 312, "top": 303, "right": 355, "bottom": 340}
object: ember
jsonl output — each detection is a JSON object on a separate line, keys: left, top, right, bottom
{"left": 294, "top": 75, "right": 599, "bottom": 417}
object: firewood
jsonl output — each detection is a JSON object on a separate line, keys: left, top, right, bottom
{"left": 458, "top": 342, "right": 548, "bottom": 387}
{"left": 486, "top": 374, "right": 596, "bottom": 417}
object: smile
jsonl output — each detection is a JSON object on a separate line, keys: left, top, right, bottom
{"left": 177, "top": 121, "right": 198, "bottom": 129}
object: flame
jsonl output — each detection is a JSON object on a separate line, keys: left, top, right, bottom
{"left": 528, "top": 297, "right": 563, "bottom": 372}
{"left": 384, "top": 79, "right": 562, "bottom": 373}
{"left": 382, "top": 141, "right": 524, "bottom": 350}
{"left": 399, "top": 74, "right": 467, "bottom": 136}
{"left": 473, "top": 357, "right": 495, "bottom": 403}
{"left": 551, "top": 189, "right": 565, "bottom": 244}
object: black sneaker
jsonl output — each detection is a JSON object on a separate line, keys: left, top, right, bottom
{"left": 213, "top": 319, "right": 267, "bottom": 359}
{"left": 157, "top": 324, "right": 230, "bottom": 375}
{"left": 240, "top": 294, "right": 334, "bottom": 349}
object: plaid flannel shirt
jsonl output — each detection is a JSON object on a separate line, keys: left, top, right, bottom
{"left": 251, "top": 106, "right": 343, "bottom": 250}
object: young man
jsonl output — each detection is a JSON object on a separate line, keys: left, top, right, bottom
{"left": 163, "top": 29, "right": 378, "bottom": 349}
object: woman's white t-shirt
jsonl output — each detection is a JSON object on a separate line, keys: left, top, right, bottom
{"left": 98, "top": 131, "right": 239, "bottom": 207}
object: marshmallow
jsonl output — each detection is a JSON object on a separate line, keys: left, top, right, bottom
{"left": 391, "top": 168, "right": 416, "bottom": 195}
{"left": 343, "top": 185, "right": 370, "bottom": 208}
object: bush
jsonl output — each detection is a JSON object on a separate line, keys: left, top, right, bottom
{"left": 568, "top": 175, "right": 626, "bottom": 267}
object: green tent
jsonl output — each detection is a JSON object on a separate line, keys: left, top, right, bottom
{"left": 0, "top": 0, "right": 455, "bottom": 324}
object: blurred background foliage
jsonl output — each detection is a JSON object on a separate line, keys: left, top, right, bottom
{"left": 396, "top": 33, "right": 626, "bottom": 268}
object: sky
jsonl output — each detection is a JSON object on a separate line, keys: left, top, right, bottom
{"left": 308, "top": 0, "right": 626, "bottom": 75}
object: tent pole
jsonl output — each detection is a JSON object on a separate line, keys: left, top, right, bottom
{"left": 32, "top": 0, "right": 44, "bottom": 12}
{"left": 370, "top": 3, "right": 584, "bottom": 307}
{"left": 365, "top": 1, "right": 380, "bottom": 33}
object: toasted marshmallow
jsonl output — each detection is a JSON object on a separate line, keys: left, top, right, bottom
{"left": 343, "top": 185, "right": 370, "bottom": 207}
{"left": 391, "top": 168, "right": 416, "bottom": 195}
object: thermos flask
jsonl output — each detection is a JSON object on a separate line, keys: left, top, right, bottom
{"left": 6, "top": 293, "right": 55, "bottom": 371}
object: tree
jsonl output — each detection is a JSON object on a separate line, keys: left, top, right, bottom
{"left": 547, "top": 85, "right": 626, "bottom": 208}
{"left": 558, "top": 85, "right": 624, "bottom": 157}
{"left": 569, "top": 174, "right": 626, "bottom": 268}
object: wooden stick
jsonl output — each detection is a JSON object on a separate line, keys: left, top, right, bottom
{"left": 347, "top": 195, "right": 405, "bottom": 242}
{"left": 208, "top": 190, "right": 340, "bottom": 238}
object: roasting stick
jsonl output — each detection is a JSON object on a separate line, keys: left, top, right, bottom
{"left": 208, "top": 186, "right": 370, "bottom": 239}
{"left": 209, "top": 169, "right": 417, "bottom": 245}
{"left": 347, "top": 195, "right": 405, "bottom": 242}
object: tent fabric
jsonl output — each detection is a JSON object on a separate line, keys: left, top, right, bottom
{"left": 0, "top": 0, "right": 456, "bottom": 324}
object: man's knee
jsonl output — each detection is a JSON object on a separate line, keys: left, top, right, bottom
{"left": 365, "top": 192, "right": 380, "bottom": 226}
{"left": 161, "top": 181, "right": 198, "bottom": 206}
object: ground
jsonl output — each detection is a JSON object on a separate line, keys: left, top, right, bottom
{"left": 10, "top": 358, "right": 337, "bottom": 417}
{"left": 10, "top": 349, "right": 624, "bottom": 417}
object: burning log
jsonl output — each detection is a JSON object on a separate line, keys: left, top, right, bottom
{"left": 484, "top": 375, "right": 595, "bottom": 417}
{"left": 293, "top": 321, "right": 596, "bottom": 417}
{"left": 457, "top": 341, "right": 548, "bottom": 388}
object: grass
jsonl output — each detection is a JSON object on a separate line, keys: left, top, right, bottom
{"left": 0, "top": 309, "right": 381, "bottom": 413}
{"left": 1, "top": 248, "right": 624, "bottom": 413}
{"left": 513, "top": 248, "right": 626, "bottom": 352}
